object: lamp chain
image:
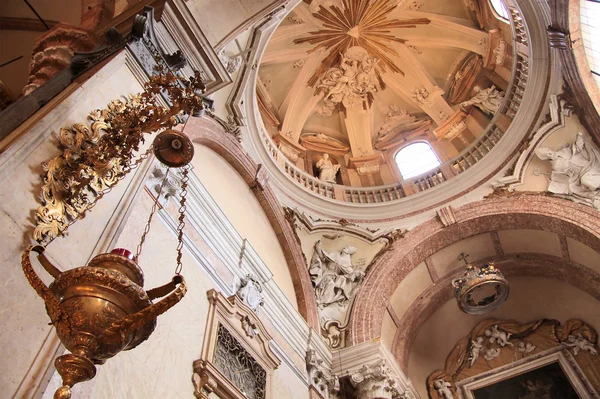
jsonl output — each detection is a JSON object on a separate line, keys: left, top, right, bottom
{"left": 136, "top": 167, "right": 171, "bottom": 259}
{"left": 174, "top": 164, "right": 190, "bottom": 275}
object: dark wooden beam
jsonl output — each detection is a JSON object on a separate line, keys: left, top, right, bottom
{"left": 0, "top": 16, "right": 58, "bottom": 32}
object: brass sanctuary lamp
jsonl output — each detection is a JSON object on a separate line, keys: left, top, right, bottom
{"left": 21, "top": 70, "right": 202, "bottom": 398}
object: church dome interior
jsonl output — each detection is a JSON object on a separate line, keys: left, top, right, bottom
{"left": 0, "top": 0, "right": 599, "bottom": 398}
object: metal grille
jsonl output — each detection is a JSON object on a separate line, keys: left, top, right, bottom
{"left": 213, "top": 324, "right": 267, "bottom": 399}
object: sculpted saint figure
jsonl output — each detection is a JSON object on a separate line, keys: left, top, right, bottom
{"left": 535, "top": 133, "right": 600, "bottom": 208}
{"left": 309, "top": 240, "right": 364, "bottom": 307}
{"left": 316, "top": 153, "right": 340, "bottom": 183}
{"left": 461, "top": 85, "right": 504, "bottom": 115}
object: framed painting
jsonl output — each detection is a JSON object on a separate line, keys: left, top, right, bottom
{"left": 456, "top": 347, "right": 599, "bottom": 399}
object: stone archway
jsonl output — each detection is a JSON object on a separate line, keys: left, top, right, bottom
{"left": 350, "top": 195, "right": 600, "bottom": 354}
{"left": 182, "top": 115, "right": 320, "bottom": 330}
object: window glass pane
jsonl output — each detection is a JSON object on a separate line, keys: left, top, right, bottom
{"left": 395, "top": 142, "right": 441, "bottom": 179}
{"left": 490, "top": 0, "right": 509, "bottom": 20}
{"left": 581, "top": 0, "right": 600, "bottom": 92}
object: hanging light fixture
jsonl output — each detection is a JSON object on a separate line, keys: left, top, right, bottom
{"left": 21, "top": 70, "right": 203, "bottom": 399}
{"left": 451, "top": 252, "right": 509, "bottom": 315}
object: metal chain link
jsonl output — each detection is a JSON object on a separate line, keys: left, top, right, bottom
{"left": 174, "top": 164, "right": 190, "bottom": 275}
{"left": 135, "top": 167, "right": 170, "bottom": 259}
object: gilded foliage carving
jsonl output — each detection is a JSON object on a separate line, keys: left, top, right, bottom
{"left": 34, "top": 70, "right": 206, "bottom": 244}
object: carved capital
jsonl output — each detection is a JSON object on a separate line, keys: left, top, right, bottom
{"left": 306, "top": 349, "right": 339, "bottom": 398}
{"left": 349, "top": 360, "right": 406, "bottom": 399}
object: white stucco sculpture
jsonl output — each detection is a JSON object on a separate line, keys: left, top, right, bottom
{"left": 317, "top": 46, "right": 378, "bottom": 116}
{"left": 434, "top": 379, "right": 454, "bottom": 399}
{"left": 535, "top": 133, "right": 600, "bottom": 209}
{"left": 461, "top": 85, "right": 504, "bottom": 115}
{"left": 469, "top": 337, "right": 484, "bottom": 366}
{"left": 316, "top": 153, "right": 340, "bottom": 183}
{"left": 309, "top": 240, "right": 364, "bottom": 307}
{"left": 231, "top": 273, "right": 264, "bottom": 314}
{"left": 485, "top": 325, "right": 513, "bottom": 346}
{"left": 564, "top": 333, "right": 599, "bottom": 356}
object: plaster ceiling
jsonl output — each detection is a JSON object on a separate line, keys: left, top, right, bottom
{"left": 257, "top": 0, "right": 492, "bottom": 157}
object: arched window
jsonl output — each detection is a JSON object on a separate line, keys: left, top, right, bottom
{"left": 394, "top": 142, "right": 441, "bottom": 179}
{"left": 581, "top": 0, "right": 600, "bottom": 90}
{"left": 489, "top": 0, "right": 510, "bottom": 21}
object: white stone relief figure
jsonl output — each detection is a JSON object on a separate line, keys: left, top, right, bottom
{"left": 518, "top": 341, "right": 536, "bottom": 354}
{"left": 564, "top": 333, "right": 599, "bottom": 356}
{"left": 218, "top": 49, "right": 242, "bottom": 74}
{"left": 469, "top": 337, "right": 484, "bottom": 366}
{"left": 317, "top": 46, "right": 379, "bottom": 116}
{"left": 535, "top": 133, "right": 600, "bottom": 209}
{"left": 485, "top": 325, "right": 513, "bottom": 346}
{"left": 433, "top": 379, "right": 454, "bottom": 399}
{"left": 412, "top": 87, "right": 431, "bottom": 104}
{"left": 461, "top": 85, "right": 504, "bottom": 115}
{"left": 231, "top": 274, "right": 264, "bottom": 314}
{"left": 316, "top": 153, "right": 340, "bottom": 183}
{"left": 309, "top": 240, "right": 364, "bottom": 307}
{"left": 484, "top": 347, "right": 501, "bottom": 360}
{"left": 494, "top": 38, "right": 507, "bottom": 65}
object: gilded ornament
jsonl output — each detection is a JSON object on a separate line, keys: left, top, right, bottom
{"left": 34, "top": 70, "right": 205, "bottom": 244}
{"left": 451, "top": 253, "right": 508, "bottom": 315}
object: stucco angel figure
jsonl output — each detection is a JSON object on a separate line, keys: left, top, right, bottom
{"left": 564, "top": 333, "right": 598, "bottom": 356}
{"left": 461, "top": 85, "right": 504, "bottom": 115}
{"left": 485, "top": 325, "right": 513, "bottom": 346}
{"left": 316, "top": 153, "right": 340, "bottom": 183}
{"left": 535, "top": 133, "right": 600, "bottom": 208}
{"left": 309, "top": 240, "right": 365, "bottom": 307}
{"left": 469, "top": 337, "right": 484, "bottom": 366}
{"left": 434, "top": 379, "right": 454, "bottom": 399}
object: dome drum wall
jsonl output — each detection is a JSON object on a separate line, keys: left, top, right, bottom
{"left": 240, "top": 0, "right": 559, "bottom": 226}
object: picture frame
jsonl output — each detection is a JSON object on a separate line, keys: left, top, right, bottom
{"left": 456, "top": 346, "right": 599, "bottom": 399}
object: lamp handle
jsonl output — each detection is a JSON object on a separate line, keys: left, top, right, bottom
{"left": 21, "top": 246, "right": 67, "bottom": 329}
{"left": 102, "top": 275, "right": 187, "bottom": 339}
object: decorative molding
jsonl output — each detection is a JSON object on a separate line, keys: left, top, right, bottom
{"left": 427, "top": 318, "right": 600, "bottom": 398}
{"left": 332, "top": 340, "right": 418, "bottom": 399}
{"left": 436, "top": 206, "right": 457, "bottom": 227}
{"left": 293, "top": 0, "right": 430, "bottom": 87}
{"left": 163, "top": 0, "right": 232, "bottom": 95}
{"left": 494, "top": 94, "right": 572, "bottom": 189}
{"left": 306, "top": 349, "right": 339, "bottom": 398}
{"left": 193, "top": 290, "right": 281, "bottom": 399}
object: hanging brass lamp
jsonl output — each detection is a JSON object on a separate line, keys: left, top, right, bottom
{"left": 22, "top": 129, "right": 195, "bottom": 399}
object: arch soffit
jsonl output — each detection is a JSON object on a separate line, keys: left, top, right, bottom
{"left": 182, "top": 115, "right": 319, "bottom": 330}
{"left": 350, "top": 195, "right": 600, "bottom": 346}
{"left": 392, "top": 252, "right": 600, "bottom": 369}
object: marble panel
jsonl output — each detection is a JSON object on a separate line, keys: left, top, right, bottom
{"left": 498, "top": 229, "right": 562, "bottom": 258}
{"left": 567, "top": 237, "right": 600, "bottom": 275}
{"left": 389, "top": 261, "right": 432, "bottom": 319}
{"left": 431, "top": 233, "right": 496, "bottom": 278}
{"left": 381, "top": 309, "right": 398, "bottom": 350}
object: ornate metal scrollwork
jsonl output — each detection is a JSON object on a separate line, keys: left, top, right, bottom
{"left": 34, "top": 70, "right": 206, "bottom": 244}
{"left": 213, "top": 324, "right": 267, "bottom": 399}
